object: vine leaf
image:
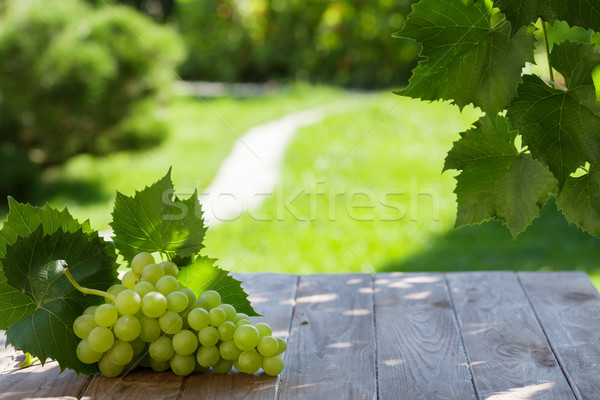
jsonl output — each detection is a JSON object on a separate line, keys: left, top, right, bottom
{"left": 507, "top": 41, "right": 600, "bottom": 187}
{"left": 445, "top": 115, "right": 557, "bottom": 237}
{"left": 110, "top": 169, "right": 207, "bottom": 262}
{"left": 0, "top": 198, "right": 92, "bottom": 330}
{"left": 395, "top": 0, "right": 535, "bottom": 116}
{"left": 3, "top": 227, "right": 118, "bottom": 375}
{"left": 178, "top": 256, "right": 259, "bottom": 317}
{"left": 557, "top": 164, "right": 600, "bottom": 236}
{"left": 495, "top": 0, "right": 600, "bottom": 34}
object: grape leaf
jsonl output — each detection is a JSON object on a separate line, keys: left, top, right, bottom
{"left": 445, "top": 115, "right": 558, "bottom": 237}
{"left": 110, "top": 169, "right": 207, "bottom": 262}
{"left": 0, "top": 198, "right": 93, "bottom": 330}
{"left": 507, "top": 41, "right": 600, "bottom": 187}
{"left": 495, "top": 0, "right": 600, "bottom": 34}
{"left": 2, "top": 227, "right": 118, "bottom": 375}
{"left": 178, "top": 256, "right": 259, "bottom": 317}
{"left": 395, "top": 0, "right": 535, "bottom": 116}
{"left": 557, "top": 164, "right": 600, "bottom": 236}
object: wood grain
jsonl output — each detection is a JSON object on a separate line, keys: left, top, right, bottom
{"left": 375, "top": 273, "right": 476, "bottom": 400}
{"left": 519, "top": 271, "right": 600, "bottom": 400}
{"left": 447, "top": 272, "right": 575, "bottom": 399}
{"left": 0, "top": 330, "right": 22, "bottom": 373}
{"left": 81, "top": 369, "right": 183, "bottom": 400}
{"left": 181, "top": 273, "right": 297, "bottom": 400}
{"left": 0, "top": 360, "right": 89, "bottom": 400}
{"left": 277, "top": 274, "right": 376, "bottom": 400}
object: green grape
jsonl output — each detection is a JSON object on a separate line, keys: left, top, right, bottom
{"left": 99, "top": 354, "right": 125, "bottom": 377}
{"left": 209, "top": 308, "right": 226, "bottom": 327}
{"left": 141, "top": 291, "right": 167, "bottom": 318}
{"left": 187, "top": 308, "right": 210, "bottom": 331}
{"left": 107, "top": 340, "right": 134, "bottom": 366}
{"left": 138, "top": 317, "right": 161, "bottom": 342}
{"left": 254, "top": 323, "right": 272, "bottom": 338}
{"left": 160, "top": 261, "right": 179, "bottom": 277}
{"left": 276, "top": 338, "right": 287, "bottom": 354}
{"left": 149, "top": 357, "right": 170, "bottom": 372}
{"left": 218, "top": 304, "right": 237, "bottom": 322}
{"left": 134, "top": 281, "right": 155, "bottom": 299}
{"left": 88, "top": 326, "right": 115, "bottom": 353}
{"left": 131, "top": 252, "right": 155, "bottom": 275}
{"left": 129, "top": 338, "right": 146, "bottom": 355}
{"left": 219, "top": 340, "right": 242, "bottom": 361}
{"left": 115, "top": 290, "right": 141, "bottom": 316}
{"left": 94, "top": 304, "right": 118, "bottom": 327}
{"left": 198, "top": 326, "right": 219, "bottom": 347}
{"left": 196, "top": 345, "right": 220, "bottom": 368}
{"left": 166, "top": 291, "right": 189, "bottom": 313}
{"left": 113, "top": 315, "right": 141, "bottom": 342}
{"left": 257, "top": 336, "right": 279, "bottom": 357}
{"left": 235, "top": 313, "right": 250, "bottom": 322}
{"left": 212, "top": 358, "right": 233, "bottom": 374}
{"left": 106, "top": 284, "right": 126, "bottom": 303}
{"left": 235, "top": 319, "right": 251, "bottom": 328}
{"left": 170, "top": 353, "right": 195, "bottom": 376}
{"left": 172, "top": 329, "right": 198, "bottom": 355}
{"left": 76, "top": 339, "right": 102, "bottom": 364}
{"left": 199, "top": 290, "right": 221, "bottom": 309}
{"left": 141, "top": 263, "right": 165, "bottom": 286}
{"left": 217, "top": 321, "right": 236, "bottom": 341}
{"left": 193, "top": 298, "right": 210, "bottom": 310}
{"left": 237, "top": 349, "right": 261, "bottom": 374}
{"left": 233, "top": 325, "right": 260, "bottom": 351}
{"left": 121, "top": 270, "right": 138, "bottom": 290}
{"left": 83, "top": 305, "right": 98, "bottom": 316}
{"left": 155, "top": 275, "right": 179, "bottom": 296}
{"left": 180, "top": 287, "right": 197, "bottom": 308}
{"left": 233, "top": 359, "right": 242, "bottom": 372}
{"left": 262, "top": 355, "right": 284, "bottom": 376}
{"left": 180, "top": 310, "right": 191, "bottom": 330}
{"left": 73, "top": 314, "right": 98, "bottom": 339}
{"left": 159, "top": 311, "right": 183, "bottom": 335}
{"left": 149, "top": 336, "right": 174, "bottom": 362}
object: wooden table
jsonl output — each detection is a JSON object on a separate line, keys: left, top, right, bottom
{"left": 1, "top": 271, "right": 600, "bottom": 399}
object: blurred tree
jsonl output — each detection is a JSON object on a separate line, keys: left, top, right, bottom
{"left": 0, "top": 0, "right": 184, "bottom": 200}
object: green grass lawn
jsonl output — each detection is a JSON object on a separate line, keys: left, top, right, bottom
{"left": 27, "top": 84, "right": 344, "bottom": 230}
{"left": 203, "top": 91, "right": 600, "bottom": 285}
{"left": 5, "top": 85, "right": 599, "bottom": 284}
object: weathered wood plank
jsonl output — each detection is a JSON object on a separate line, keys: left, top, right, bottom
{"left": 180, "top": 273, "right": 298, "bottom": 400}
{"left": 447, "top": 272, "right": 575, "bottom": 399}
{"left": 81, "top": 369, "right": 183, "bottom": 400}
{"left": 278, "top": 274, "right": 376, "bottom": 400}
{"left": 375, "top": 273, "right": 476, "bottom": 400}
{"left": 519, "top": 271, "right": 600, "bottom": 400}
{"left": 0, "top": 360, "right": 89, "bottom": 400}
{"left": 0, "top": 331, "right": 21, "bottom": 373}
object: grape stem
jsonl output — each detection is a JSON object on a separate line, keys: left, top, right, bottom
{"left": 19, "top": 352, "right": 39, "bottom": 369}
{"left": 541, "top": 19, "right": 555, "bottom": 83}
{"left": 64, "top": 268, "right": 115, "bottom": 303}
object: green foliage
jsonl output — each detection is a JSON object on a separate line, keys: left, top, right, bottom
{"left": 0, "top": 170, "right": 257, "bottom": 375}
{"left": 0, "top": 0, "right": 184, "bottom": 199}
{"left": 396, "top": 0, "right": 600, "bottom": 237}
{"left": 4, "top": 227, "right": 118, "bottom": 375}
{"left": 178, "top": 256, "right": 259, "bottom": 316}
{"left": 176, "top": 0, "right": 418, "bottom": 88}
{"left": 111, "top": 169, "right": 206, "bottom": 262}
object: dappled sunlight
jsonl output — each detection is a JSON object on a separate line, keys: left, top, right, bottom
{"left": 381, "top": 358, "right": 404, "bottom": 366}
{"left": 325, "top": 342, "right": 353, "bottom": 349}
{"left": 404, "top": 290, "right": 432, "bottom": 300}
{"left": 341, "top": 309, "right": 371, "bottom": 316}
{"left": 296, "top": 293, "right": 338, "bottom": 304}
{"left": 485, "top": 382, "right": 555, "bottom": 400}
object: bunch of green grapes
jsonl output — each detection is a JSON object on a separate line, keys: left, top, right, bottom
{"left": 72, "top": 252, "right": 286, "bottom": 377}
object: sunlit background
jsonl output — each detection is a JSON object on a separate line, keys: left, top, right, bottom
{"left": 1, "top": 0, "right": 599, "bottom": 282}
